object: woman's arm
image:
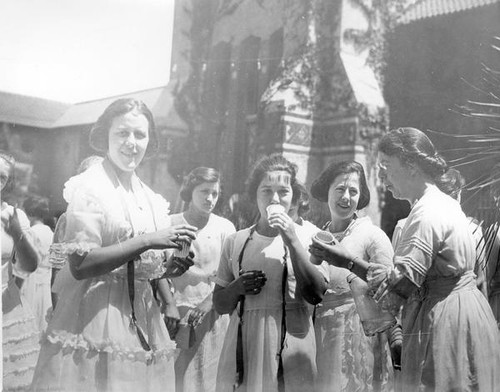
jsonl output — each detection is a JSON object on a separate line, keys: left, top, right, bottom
{"left": 70, "top": 225, "right": 196, "bottom": 280}
{"left": 3, "top": 207, "right": 40, "bottom": 273}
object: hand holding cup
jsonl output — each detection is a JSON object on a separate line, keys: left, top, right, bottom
{"left": 266, "top": 204, "right": 286, "bottom": 228}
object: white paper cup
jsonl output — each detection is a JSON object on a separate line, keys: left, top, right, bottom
{"left": 174, "top": 241, "right": 190, "bottom": 258}
{"left": 266, "top": 204, "right": 286, "bottom": 219}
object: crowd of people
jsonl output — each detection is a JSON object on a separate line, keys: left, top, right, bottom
{"left": 2, "top": 98, "right": 500, "bottom": 392}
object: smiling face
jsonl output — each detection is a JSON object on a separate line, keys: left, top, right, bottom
{"left": 256, "top": 170, "right": 293, "bottom": 223}
{"left": 327, "top": 172, "right": 360, "bottom": 223}
{"left": 191, "top": 181, "right": 220, "bottom": 216}
{"left": 377, "top": 152, "right": 413, "bottom": 200}
{"left": 107, "top": 110, "right": 149, "bottom": 172}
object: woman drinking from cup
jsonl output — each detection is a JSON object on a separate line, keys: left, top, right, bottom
{"left": 32, "top": 98, "right": 197, "bottom": 392}
{"left": 214, "top": 153, "right": 327, "bottom": 392}
{"left": 310, "top": 128, "right": 500, "bottom": 391}
{"left": 310, "top": 161, "right": 395, "bottom": 392}
{"left": 169, "top": 167, "right": 235, "bottom": 392}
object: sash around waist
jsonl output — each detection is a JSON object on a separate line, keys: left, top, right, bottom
{"left": 420, "top": 270, "right": 476, "bottom": 299}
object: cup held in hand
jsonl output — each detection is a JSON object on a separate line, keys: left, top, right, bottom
{"left": 174, "top": 241, "right": 190, "bottom": 258}
{"left": 266, "top": 204, "right": 285, "bottom": 227}
{"left": 310, "top": 230, "right": 336, "bottom": 265}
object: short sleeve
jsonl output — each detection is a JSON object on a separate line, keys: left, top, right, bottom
{"left": 366, "top": 228, "right": 394, "bottom": 267}
{"left": 62, "top": 187, "right": 105, "bottom": 256}
{"left": 214, "top": 234, "right": 236, "bottom": 287}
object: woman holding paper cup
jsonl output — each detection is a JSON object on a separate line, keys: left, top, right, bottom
{"left": 32, "top": 98, "right": 197, "bottom": 392}
{"left": 310, "top": 160, "right": 395, "bottom": 392}
{"left": 310, "top": 128, "right": 500, "bottom": 391}
{"left": 213, "top": 153, "right": 327, "bottom": 392}
{"left": 169, "top": 167, "right": 235, "bottom": 392}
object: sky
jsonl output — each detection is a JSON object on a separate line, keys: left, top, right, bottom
{"left": 0, "top": 0, "right": 175, "bottom": 103}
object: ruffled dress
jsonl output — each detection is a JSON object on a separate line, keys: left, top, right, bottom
{"left": 31, "top": 163, "right": 177, "bottom": 392}
{"left": 2, "top": 203, "right": 40, "bottom": 391}
{"left": 314, "top": 216, "right": 394, "bottom": 392}
{"left": 20, "top": 222, "right": 53, "bottom": 333}
{"left": 215, "top": 224, "right": 327, "bottom": 392}
{"left": 170, "top": 213, "right": 235, "bottom": 392}
{"left": 368, "top": 185, "right": 500, "bottom": 391}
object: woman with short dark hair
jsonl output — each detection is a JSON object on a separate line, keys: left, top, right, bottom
{"left": 32, "top": 98, "right": 197, "bottom": 391}
{"left": 310, "top": 160, "right": 394, "bottom": 392}
{"left": 169, "top": 166, "right": 235, "bottom": 392}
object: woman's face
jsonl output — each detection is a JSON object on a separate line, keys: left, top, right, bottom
{"left": 327, "top": 172, "right": 360, "bottom": 222}
{"left": 377, "top": 152, "right": 412, "bottom": 200}
{"left": 108, "top": 110, "right": 149, "bottom": 172}
{"left": 191, "top": 181, "right": 220, "bottom": 216}
{"left": 256, "top": 170, "right": 293, "bottom": 219}
{"left": 0, "top": 158, "right": 11, "bottom": 192}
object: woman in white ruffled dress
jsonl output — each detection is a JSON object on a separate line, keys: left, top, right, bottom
{"left": 1, "top": 151, "right": 41, "bottom": 391}
{"left": 169, "top": 167, "right": 235, "bottom": 392}
{"left": 31, "top": 98, "right": 197, "bottom": 392}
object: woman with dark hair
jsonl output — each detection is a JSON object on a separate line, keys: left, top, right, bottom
{"left": 310, "top": 128, "right": 500, "bottom": 391}
{"left": 214, "top": 153, "right": 327, "bottom": 392}
{"left": 21, "top": 194, "right": 54, "bottom": 334}
{"left": 310, "top": 160, "right": 394, "bottom": 392}
{"left": 169, "top": 167, "right": 235, "bottom": 392}
{"left": 32, "top": 98, "right": 197, "bottom": 391}
{"left": 1, "top": 152, "right": 41, "bottom": 391}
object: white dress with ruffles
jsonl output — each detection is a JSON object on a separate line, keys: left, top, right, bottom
{"left": 31, "top": 163, "right": 177, "bottom": 392}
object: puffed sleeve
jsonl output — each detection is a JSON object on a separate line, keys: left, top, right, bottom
{"left": 367, "top": 213, "right": 437, "bottom": 314}
{"left": 366, "top": 228, "right": 394, "bottom": 267}
{"left": 61, "top": 187, "right": 106, "bottom": 257}
{"left": 214, "top": 233, "right": 237, "bottom": 288}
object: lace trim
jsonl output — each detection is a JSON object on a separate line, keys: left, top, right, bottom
{"left": 44, "top": 330, "right": 177, "bottom": 362}
{"left": 3, "top": 314, "right": 36, "bottom": 329}
{"left": 3, "top": 346, "right": 39, "bottom": 362}
{"left": 3, "top": 331, "right": 39, "bottom": 345}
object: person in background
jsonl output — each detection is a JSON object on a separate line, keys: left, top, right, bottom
{"left": 214, "top": 153, "right": 327, "bottom": 392}
{"left": 311, "top": 127, "right": 500, "bottom": 391}
{"left": 310, "top": 161, "right": 394, "bottom": 392}
{"left": 32, "top": 98, "right": 198, "bottom": 392}
{"left": 49, "top": 155, "right": 104, "bottom": 308}
{"left": 169, "top": 167, "right": 235, "bottom": 392}
{"left": 288, "top": 181, "right": 319, "bottom": 238}
{"left": 1, "top": 151, "right": 41, "bottom": 391}
{"left": 21, "top": 194, "right": 54, "bottom": 334}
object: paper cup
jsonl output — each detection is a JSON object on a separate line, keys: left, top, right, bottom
{"left": 266, "top": 204, "right": 286, "bottom": 219}
{"left": 174, "top": 241, "right": 190, "bottom": 258}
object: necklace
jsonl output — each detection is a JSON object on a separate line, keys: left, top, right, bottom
{"left": 324, "top": 214, "right": 358, "bottom": 242}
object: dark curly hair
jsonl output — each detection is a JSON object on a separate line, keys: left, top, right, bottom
{"left": 89, "top": 98, "right": 158, "bottom": 158}
{"left": 246, "top": 153, "right": 299, "bottom": 203}
{"left": 378, "top": 127, "right": 448, "bottom": 180}
{"left": 179, "top": 167, "right": 221, "bottom": 203}
{"left": 23, "top": 194, "right": 50, "bottom": 221}
{"left": 310, "top": 161, "right": 370, "bottom": 210}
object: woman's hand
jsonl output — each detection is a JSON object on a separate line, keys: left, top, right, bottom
{"left": 233, "top": 270, "right": 267, "bottom": 296}
{"left": 309, "top": 237, "right": 353, "bottom": 268}
{"left": 187, "top": 297, "right": 213, "bottom": 327}
{"left": 146, "top": 224, "right": 197, "bottom": 250}
{"left": 268, "top": 211, "right": 298, "bottom": 246}
{"left": 2, "top": 205, "right": 24, "bottom": 240}
{"left": 163, "top": 251, "right": 195, "bottom": 278}
{"left": 162, "top": 302, "right": 180, "bottom": 339}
